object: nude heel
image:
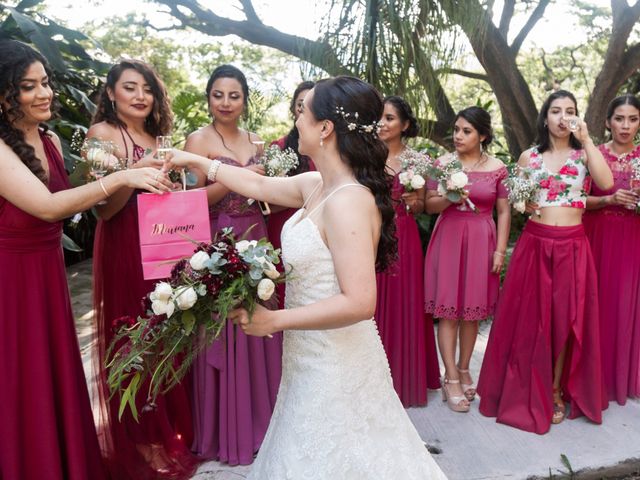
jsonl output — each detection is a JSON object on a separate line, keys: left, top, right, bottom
{"left": 441, "top": 377, "right": 470, "bottom": 413}
{"left": 457, "top": 366, "right": 476, "bottom": 402}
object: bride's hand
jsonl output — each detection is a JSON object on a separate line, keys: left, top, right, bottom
{"left": 229, "top": 304, "right": 277, "bottom": 337}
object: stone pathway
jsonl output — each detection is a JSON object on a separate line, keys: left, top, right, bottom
{"left": 68, "top": 259, "right": 640, "bottom": 479}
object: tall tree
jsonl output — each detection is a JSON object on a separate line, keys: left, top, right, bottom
{"left": 153, "top": 0, "right": 640, "bottom": 158}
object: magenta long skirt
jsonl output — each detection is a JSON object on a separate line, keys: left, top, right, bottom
{"left": 375, "top": 214, "right": 440, "bottom": 406}
{"left": 478, "top": 221, "right": 608, "bottom": 434}
{"left": 192, "top": 212, "right": 282, "bottom": 465}
{"left": 584, "top": 208, "right": 640, "bottom": 404}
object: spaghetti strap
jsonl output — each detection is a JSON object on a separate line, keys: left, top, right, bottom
{"left": 302, "top": 180, "right": 323, "bottom": 209}
{"left": 306, "top": 183, "right": 368, "bottom": 217}
{"left": 118, "top": 125, "right": 130, "bottom": 160}
{"left": 118, "top": 124, "right": 146, "bottom": 162}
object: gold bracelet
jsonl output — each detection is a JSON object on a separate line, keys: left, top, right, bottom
{"left": 98, "top": 178, "right": 110, "bottom": 197}
{"left": 207, "top": 159, "right": 222, "bottom": 182}
{"left": 493, "top": 251, "right": 506, "bottom": 257}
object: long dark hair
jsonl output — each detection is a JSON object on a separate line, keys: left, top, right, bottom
{"left": 605, "top": 93, "right": 640, "bottom": 136}
{"left": 0, "top": 40, "right": 55, "bottom": 184}
{"left": 93, "top": 60, "right": 172, "bottom": 137}
{"left": 310, "top": 76, "right": 396, "bottom": 272}
{"left": 383, "top": 95, "right": 419, "bottom": 138}
{"left": 456, "top": 106, "right": 493, "bottom": 149}
{"left": 536, "top": 90, "right": 582, "bottom": 153}
{"left": 285, "top": 80, "right": 315, "bottom": 175}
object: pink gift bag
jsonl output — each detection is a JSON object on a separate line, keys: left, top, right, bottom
{"left": 137, "top": 189, "right": 211, "bottom": 280}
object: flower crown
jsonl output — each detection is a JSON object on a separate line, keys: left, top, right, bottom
{"left": 335, "top": 106, "right": 382, "bottom": 137}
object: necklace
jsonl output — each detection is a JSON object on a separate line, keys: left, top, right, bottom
{"left": 454, "top": 151, "right": 487, "bottom": 172}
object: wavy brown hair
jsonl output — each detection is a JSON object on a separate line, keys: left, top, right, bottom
{"left": 93, "top": 60, "right": 172, "bottom": 136}
{"left": 310, "top": 76, "right": 397, "bottom": 272}
{"left": 0, "top": 40, "right": 57, "bottom": 184}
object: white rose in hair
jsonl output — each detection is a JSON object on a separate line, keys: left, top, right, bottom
{"left": 410, "top": 175, "right": 425, "bottom": 190}
{"left": 152, "top": 299, "right": 175, "bottom": 317}
{"left": 189, "top": 251, "right": 210, "bottom": 271}
{"left": 150, "top": 282, "right": 173, "bottom": 302}
{"left": 514, "top": 200, "right": 526, "bottom": 214}
{"left": 175, "top": 286, "right": 198, "bottom": 310}
{"left": 257, "top": 278, "right": 276, "bottom": 301}
{"left": 450, "top": 171, "right": 469, "bottom": 189}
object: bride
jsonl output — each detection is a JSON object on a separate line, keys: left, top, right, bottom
{"left": 170, "top": 76, "right": 447, "bottom": 479}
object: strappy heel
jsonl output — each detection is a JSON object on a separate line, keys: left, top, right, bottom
{"left": 552, "top": 387, "right": 565, "bottom": 425}
{"left": 457, "top": 366, "right": 476, "bottom": 402}
{"left": 441, "top": 377, "right": 470, "bottom": 413}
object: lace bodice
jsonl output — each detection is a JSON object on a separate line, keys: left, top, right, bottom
{"left": 529, "top": 146, "right": 592, "bottom": 209}
{"left": 247, "top": 208, "right": 448, "bottom": 479}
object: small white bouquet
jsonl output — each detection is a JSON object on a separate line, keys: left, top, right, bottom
{"left": 398, "top": 149, "right": 431, "bottom": 192}
{"left": 630, "top": 157, "right": 640, "bottom": 214}
{"left": 259, "top": 145, "right": 299, "bottom": 177}
{"left": 428, "top": 154, "right": 478, "bottom": 212}
{"left": 503, "top": 166, "right": 540, "bottom": 214}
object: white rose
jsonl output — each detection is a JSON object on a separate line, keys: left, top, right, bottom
{"left": 189, "top": 251, "right": 210, "bottom": 271}
{"left": 175, "top": 286, "right": 198, "bottom": 310}
{"left": 257, "top": 278, "right": 276, "bottom": 301}
{"left": 410, "top": 175, "right": 426, "bottom": 190}
{"left": 437, "top": 183, "right": 447, "bottom": 196}
{"left": 514, "top": 200, "right": 526, "bottom": 213}
{"left": 151, "top": 299, "right": 175, "bottom": 317}
{"left": 398, "top": 172, "right": 410, "bottom": 185}
{"left": 150, "top": 282, "right": 173, "bottom": 302}
{"left": 236, "top": 239, "right": 258, "bottom": 253}
{"left": 86, "top": 147, "right": 106, "bottom": 163}
{"left": 450, "top": 171, "right": 469, "bottom": 189}
{"left": 263, "top": 261, "right": 280, "bottom": 280}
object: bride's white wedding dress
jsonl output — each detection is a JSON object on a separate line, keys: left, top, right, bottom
{"left": 248, "top": 191, "right": 448, "bottom": 479}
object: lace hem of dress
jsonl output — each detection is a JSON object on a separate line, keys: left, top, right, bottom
{"left": 425, "top": 300, "right": 494, "bottom": 321}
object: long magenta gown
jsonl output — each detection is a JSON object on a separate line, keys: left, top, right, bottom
{"left": 0, "top": 131, "right": 106, "bottom": 479}
{"left": 192, "top": 155, "right": 282, "bottom": 465}
{"left": 93, "top": 131, "right": 197, "bottom": 479}
{"left": 584, "top": 144, "right": 640, "bottom": 404}
{"left": 266, "top": 135, "right": 315, "bottom": 309}
{"left": 424, "top": 166, "right": 508, "bottom": 320}
{"left": 375, "top": 168, "right": 440, "bottom": 407}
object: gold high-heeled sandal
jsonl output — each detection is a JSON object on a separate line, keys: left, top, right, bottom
{"left": 441, "top": 377, "right": 470, "bottom": 413}
{"left": 457, "top": 366, "right": 476, "bottom": 402}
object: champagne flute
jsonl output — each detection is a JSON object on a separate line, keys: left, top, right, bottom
{"left": 157, "top": 136, "right": 186, "bottom": 190}
{"left": 563, "top": 115, "right": 580, "bottom": 132}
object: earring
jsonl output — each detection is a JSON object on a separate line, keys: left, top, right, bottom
{"left": 111, "top": 100, "right": 116, "bottom": 111}
{"left": 320, "top": 137, "right": 324, "bottom": 147}
{"left": 543, "top": 121, "right": 548, "bottom": 128}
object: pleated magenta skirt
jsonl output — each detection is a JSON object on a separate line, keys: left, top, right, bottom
{"left": 477, "top": 221, "right": 608, "bottom": 434}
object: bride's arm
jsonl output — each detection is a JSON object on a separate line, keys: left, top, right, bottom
{"left": 169, "top": 149, "right": 315, "bottom": 209}
{"left": 231, "top": 189, "right": 380, "bottom": 336}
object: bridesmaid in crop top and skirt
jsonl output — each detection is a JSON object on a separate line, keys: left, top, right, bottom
{"left": 478, "top": 90, "right": 613, "bottom": 434}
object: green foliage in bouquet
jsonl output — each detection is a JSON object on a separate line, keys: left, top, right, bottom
{"left": 106, "top": 228, "right": 284, "bottom": 421}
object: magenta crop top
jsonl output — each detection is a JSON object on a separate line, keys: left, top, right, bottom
{"left": 528, "top": 146, "right": 592, "bottom": 209}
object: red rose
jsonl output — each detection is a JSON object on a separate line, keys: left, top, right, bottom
{"left": 571, "top": 201, "right": 585, "bottom": 208}
{"left": 559, "top": 165, "right": 579, "bottom": 176}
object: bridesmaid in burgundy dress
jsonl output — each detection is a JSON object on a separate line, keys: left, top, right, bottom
{"left": 478, "top": 90, "right": 612, "bottom": 434}
{"left": 89, "top": 60, "right": 197, "bottom": 479}
{"left": 268, "top": 81, "right": 316, "bottom": 308}
{"left": 584, "top": 94, "right": 640, "bottom": 405}
{"left": 376, "top": 95, "right": 440, "bottom": 406}
{"left": 185, "top": 65, "right": 282, "bottom": 465}
{"left": 0, "top": 40, "right": 171, "bottom": 480}
{"left": 424, "top": 107, "right": 510, "bottom": 413}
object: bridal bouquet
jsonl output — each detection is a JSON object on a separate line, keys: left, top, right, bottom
{"left": 106, "top": 227, "right": 284, "bottom": 420}
{"left": 398, "top": 149, "right": 431, "bottom": 192}
{"left": 503, "top": 166, "right": 541, "bottom": 214}
{"left": 260, "top": 145, "right": 299, "bottom": 177}
{"left": 428, "top": 154, "right": 478, "bottom": 212}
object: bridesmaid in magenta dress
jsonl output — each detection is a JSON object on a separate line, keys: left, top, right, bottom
{"left": 185, "top": 65, "right": 281, "bottom": 465}
{"left": 376, "top": 95, "right": 440, "bottom": 406}
{"left": 424, "top": 106, "right": 511, "bottom": 413}
{"left": 90, "top": 61, "right": 197, "bottom": 479}
{"left": 0, "top": 40, "right": 172, "bottom": 480}
{"left": 268, "top": 81, "right": 316, "bottom": 308}
{"left": 478, "top": 90, "right": 612, "bottom": 434}
{"left": 584, "top": 94, "right": 640, "bottom": 405}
